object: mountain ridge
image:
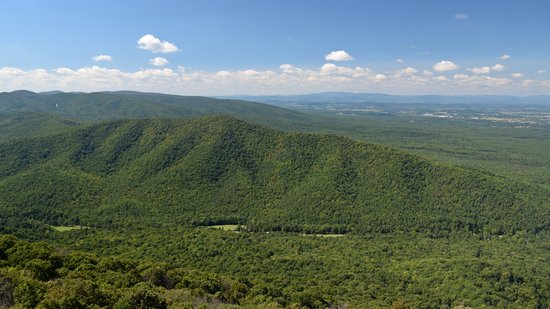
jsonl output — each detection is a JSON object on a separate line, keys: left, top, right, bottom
{"left": 0, "top": 90, "right": 317, "bottom": 123}
{"left": 0, "top": 116, "right": 547, "bottom": 237}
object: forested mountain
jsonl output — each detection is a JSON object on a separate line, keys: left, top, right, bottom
{"left": 0, "top": 112, "right": 81, "bottom": 140}
{"left": 1, "top": 116, "right": 547, "bottom": 237}
{"left": 0, "top": 90, "right": 321, "bottom": 131}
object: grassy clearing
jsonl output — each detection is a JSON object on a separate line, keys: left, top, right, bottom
{"left": 51, "top": 225, "right": 88, "bottom": 232}
{"left": 302, "top": 233, "right": 346, "bottom": 238}
{"left": 314, "top": 234, "right": 345, "bottom": 237}
{"left": 206, "top": 225, "right": 244, "bottom": 231}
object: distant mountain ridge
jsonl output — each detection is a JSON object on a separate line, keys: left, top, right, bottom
{"left": 0, "top": 90, "right": 343, "bottom": 141}
{"left": 0, "top": 90, "right": 319, "bottom": 125}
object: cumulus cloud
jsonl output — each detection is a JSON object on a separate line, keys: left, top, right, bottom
{"left": 453, "top": 74, "right": 469, "bottom": 80}
{"left": 396, "top": 58, "right": 404, "bottom": 63}
{"left": 433, "top": 61, "right": 459, "bottom": 72}
{"left": 2, "top": 63, "right": 549, "bottom": 96}
{"left": 455, "top": 13, "right": 468, "bottom": 20}
{"left": 469, "top": 66, "right": 491, "bottom": 74}
{"left": 320, "top": 63, "right": 338, "bottom": 73}
{"left": 325, "top": 50, "right": 353, "bottom": 61}
{"left": 137, "top": 34, "right": 179, "bottom": 53}
{"left": 280, "top": 64, "right": 302, "bottom": 74}
{"left": 500, "top": 54, "right": 511, "bottom": 60}
{"left": 92, "top": 55, "right": 112, "bottom": 62}
{"left": 492, "top": 64, "right": 505, "bottom": 71}
{"left": 279, "top": 64, "right": 294, "bottom": 70}
{"left": 537, "top": 70, "right": 547, "bottom": 74}
{"left": 241, "top": 69, "right": 259, "bottom": 76}
{"left": 468, "top": 64, "right": 505, "bottom": 74}
{"left": 150, "top": 57, "right": 169, "bottom": 66}
{"left": 397, "top": 67, "right": 417, "bottom": 76}
{"left": 215, "top": 70, "right": 230, "bottom": 78}
{"left": 511, "top": 73, "right": 524, "bottom": 78}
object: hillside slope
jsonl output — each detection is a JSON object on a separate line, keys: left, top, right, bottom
{"left": 0, "top": 112, "right": 81, "bottom": 140}
{"left": 0, "top": 116, "right": 548, "bottom": 236}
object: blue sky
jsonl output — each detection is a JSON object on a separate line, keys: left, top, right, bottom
{"left": 1, "top": 0, "right": 549, "bottom": 95}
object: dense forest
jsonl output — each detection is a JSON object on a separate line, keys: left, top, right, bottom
{"left": 0, "top": 116, "right": 548, "bottom": 237}
{"left": 0, "top": 91, "right": 549, "bottom": 308}
{"left": 1, "top": 230, "right": 549, "bottom": 308}
{"left": 0, "top": 91, "right": 324, "bottom": 132}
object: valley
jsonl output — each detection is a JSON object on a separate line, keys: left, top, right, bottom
{"left": 0, "top": 91, "right": 548, "bottom": 308}
{"left": 2, "top": 2, "right": 549, "bottom": 307}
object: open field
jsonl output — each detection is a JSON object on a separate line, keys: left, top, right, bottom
{"left": 50, "top": 225, "right": 89, "bottom": 232}
{"left": 206, "top": 224, "right": 243, "bottom": 231}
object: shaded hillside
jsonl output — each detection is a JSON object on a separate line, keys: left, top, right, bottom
{"left": 0, "top": 117, "right": 548, "bottom": 236}
{"left": 0, "top": 112, "right": 81, "bottom": 140}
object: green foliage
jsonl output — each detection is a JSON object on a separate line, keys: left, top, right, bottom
{"left": 0, "top": 112, "right": 81, "bottom": 140}
{"left": 0, "top": 117, "right": 548, "bottom": 237}
{"left": 1, "top": 92, "right": 549, "bottom": 308}
{"left": 0, "top": 91, "right": 320, "bottom": 131}
{"left": 0, "top": 274, "right": 14, "bottom": 308}
{"left": 2, "top": 91, "right": 549, "bottom": 190}
{"left": 1, "top": 233, "right": 548, "bottom": 308}
{"left": 0, "top": 236, "right": 292, "bottom": 308}
{"left": 39, "top": 278, "right": 109, "bottom": 309}
{"left": 115, "top": 282, "right": 167, "bottom": 309}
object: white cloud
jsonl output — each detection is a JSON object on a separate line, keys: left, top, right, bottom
{"left": 55, "top": 67, "right": 73, "bottom": 74}
{"left": 0, "top": 67, "right": 24, "bottom": 76}
{"left": 396, "top": 58, "right": 404, "bottom": 63}
{"left": 397, "top": 67, "right": 417, "bottom": 76}
{"left": 92, "top": 55, "right": 112, "bottom": 62}
{"left": 522, "top": 79, "right": 537, "bottom": 87}
{"left": 469, "top": 64, "right": 505, "bottom": 74}
{"left": 433, "top": 61, "right": 459, "bottom": 72}
{"left": 537, "top": 70, "right": 547, "bottom": 74}
{"left": 137, "top": 34, "right": 179, "bottom": 53}
{"left": 422, "top": 70, "right": 433, "bottom": 77}
{"left": 325, "top": 50, "right": 353, "bottom": 61}
{"left": 469, "top": 66, "right": 491, "bottom": 74}
{"left": 492, "top": 64, "right": 505, "bottom": 71}
{"left": 500, "top": 54, "right": 511, "bottom": 60}
{"left": 453, "top": 74, "right": 469, "bottom": 80}
{"left": 150, "top": 57, "right": 169, "bottom": 66}
{"left": 215, "top": 70, "right": 230, "bottom": 78}
{"left": 2, "top": 63, "right": 549, "bottom": 96}
{"left": 279, "top": 64, "right": 294, "bottom": 70}
{"left": 455, "top": 13, "right": 468, "bottom": 20}
{"left": 241, "top": 69, "right": 259, "bottom": 76}
{"left": 511, "top": 73, "right": 524, "bottom": 78}
{"left": 280, "top": 64, "right": 302, "bottom": 74}
{"left": 320, "top": 63, "right": 338, "bottom": 73}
